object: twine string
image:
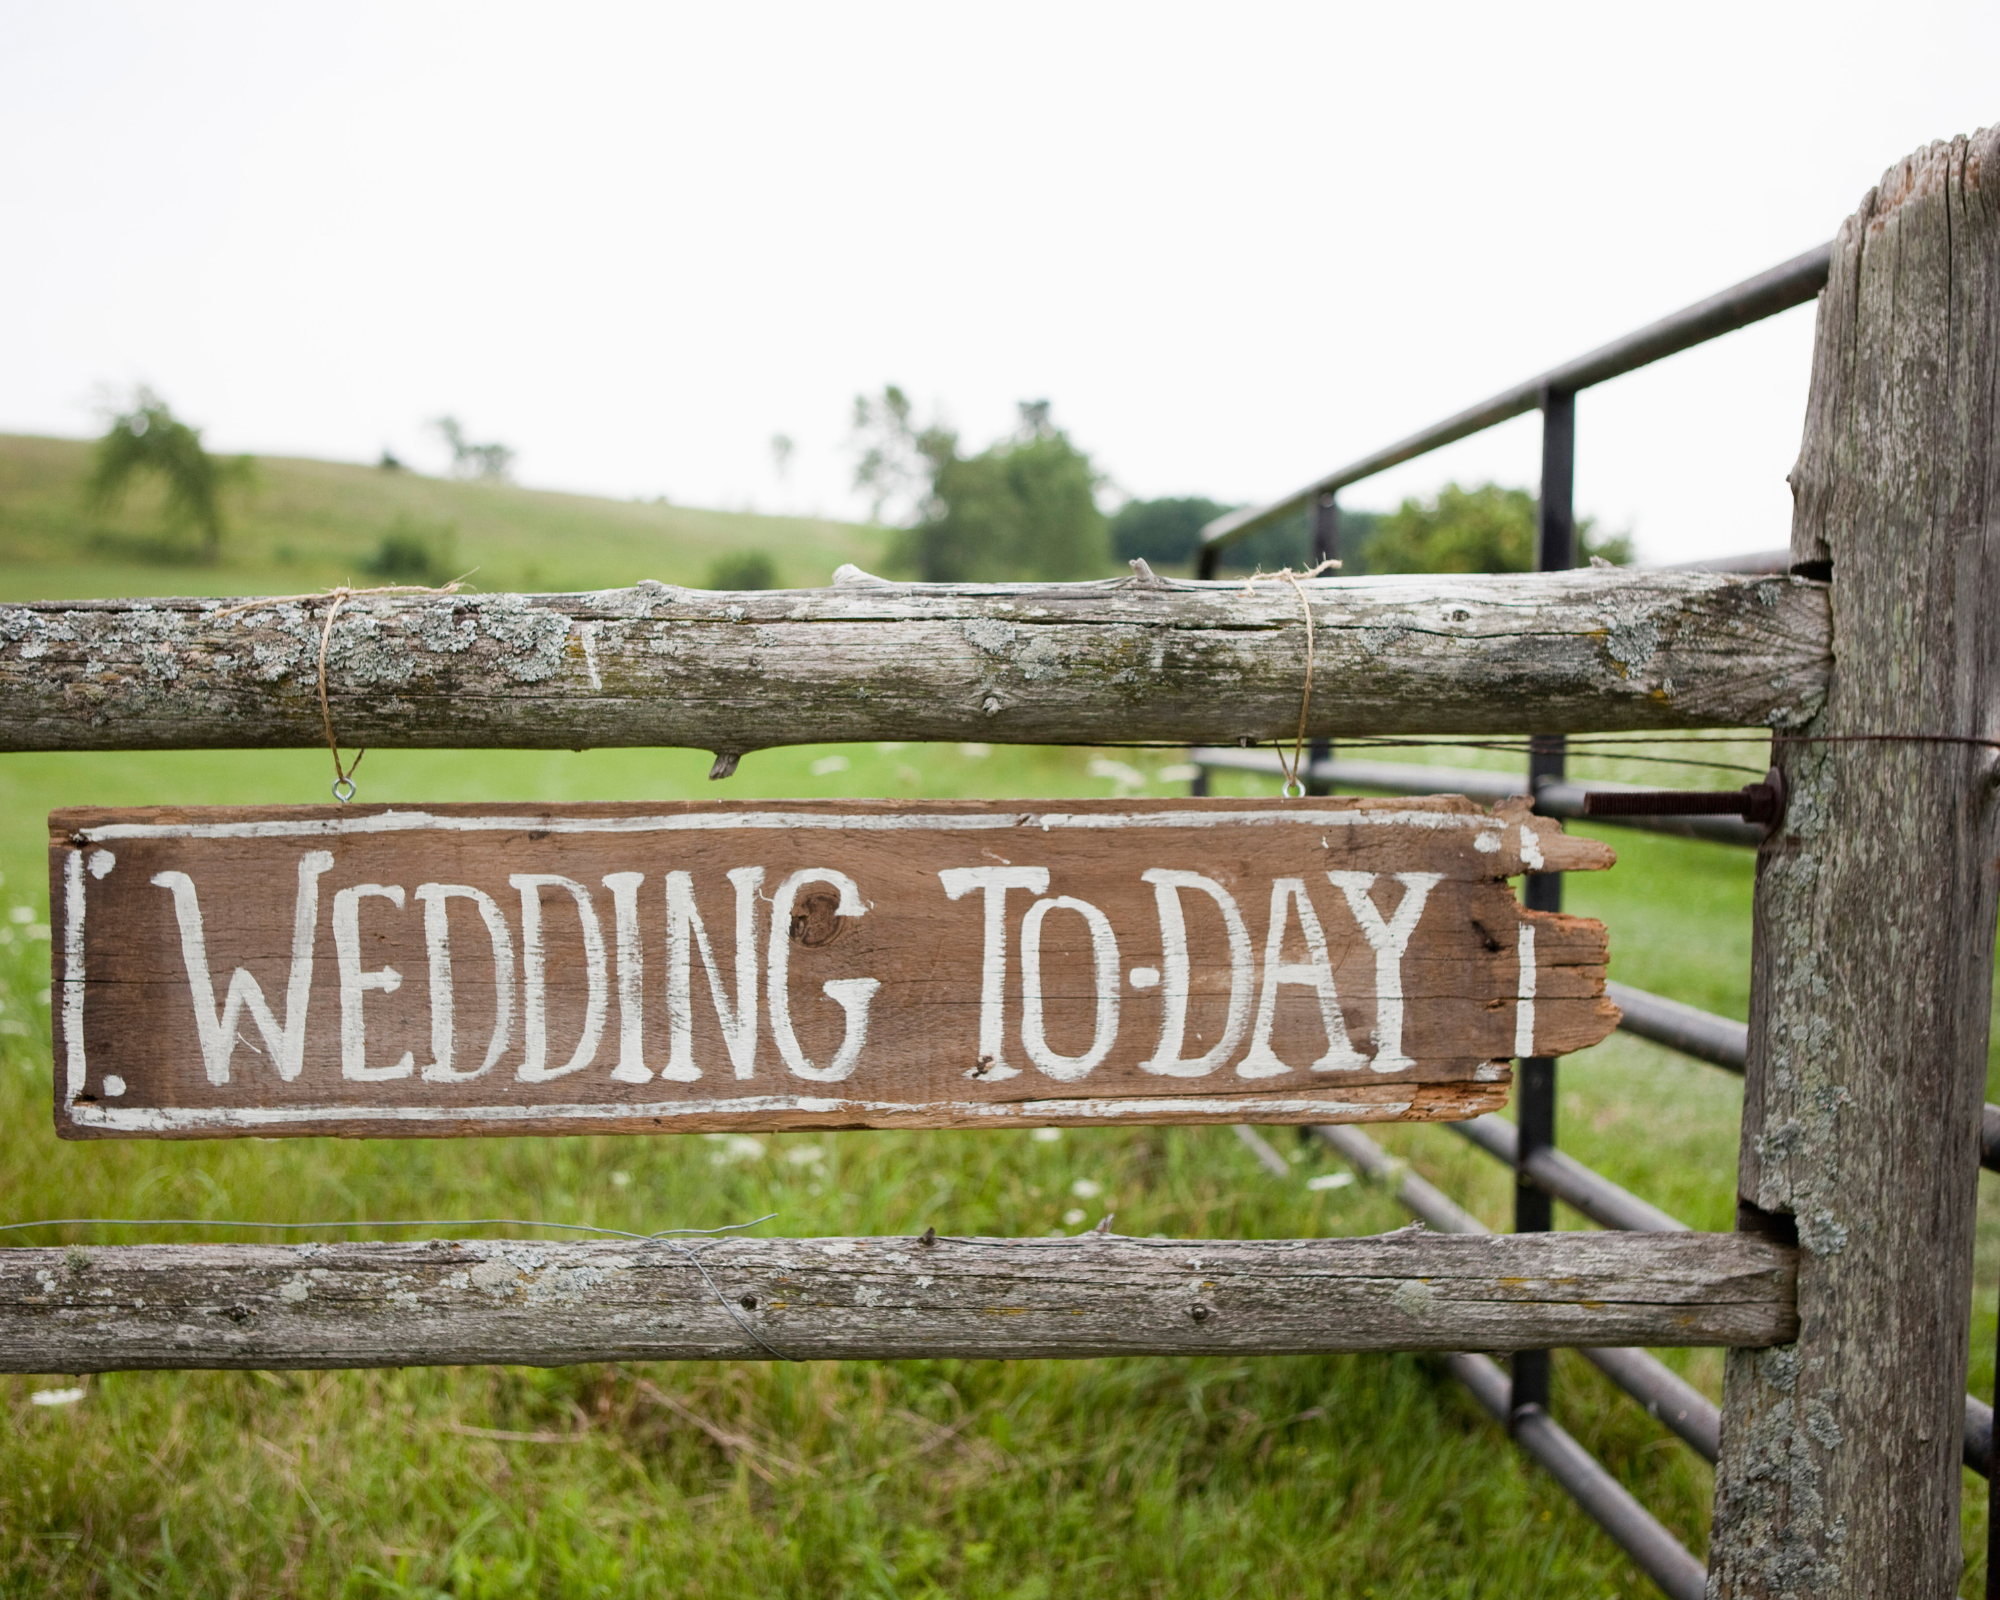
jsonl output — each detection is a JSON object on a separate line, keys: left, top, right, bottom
{"left": 212, "top": 580, "right": 467, "bottom": 804}
{"left": 1239, "top": 560, "right": 1337, "bottom": 798}
{"left": 317, "top": 589, "right": 360, "bottom": 802}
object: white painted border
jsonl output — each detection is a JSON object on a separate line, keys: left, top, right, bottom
{"left": 58, "top": 801, "right": 1518, "bottom": 1123}
{"left": 61, "top": 848, "right": 87, "bottom": 1104}
{"left": 71, "top": 805, "right": 1503, "bottom": 844}
{"left": 68, "top": 1091, "right": 1416, "bottom": 1133}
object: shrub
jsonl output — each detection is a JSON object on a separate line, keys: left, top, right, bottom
{"left": 362, "top": 517, "right": 457, "bottom": 584}
{"left": 706, "top": 550, "right": 779, "bottom": 590}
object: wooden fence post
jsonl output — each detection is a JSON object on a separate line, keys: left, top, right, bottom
{"left": 1708, "top": 128, "right": 2000, "bottom": 1595}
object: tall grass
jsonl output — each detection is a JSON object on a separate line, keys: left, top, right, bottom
{"left": 0, "top": 444, "right": 1993, "bottom": 1593}
{"left": 0, "top": 736, "right": 1957, "bottom": 1598}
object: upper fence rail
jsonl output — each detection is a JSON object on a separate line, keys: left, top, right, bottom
{"left": 1200, "top": 244, "right": 1834, "bottom": 554}
{"left": 0, "top": 569, "right": 1830, "bottom": 754}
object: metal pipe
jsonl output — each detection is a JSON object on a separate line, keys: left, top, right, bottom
{"left": 1512, "top": 388, "right": 1575, "bottom": 1420}
{"left": 1202, "top": 244, "right": 1832, "bottom": 553}
{"left": 1989, "top": 1342, "right": 1998, "bottom": 1592}
{"left": 1605, "top": 982, "right": 1748, "bottom": 1072}
{"left": 1233, "top": 1123, "right": 1292, "bottom": 1179}
{"left": 1582, "top": 770, "right": 1783, "bottom": 828}
{"left": 1608, "top": 986, "right": 2000, "bottom": 1176}
{"left": 1452, "top": 1114, "right": 1691, "bottom": 1234}
{"left": 1439, "top": 1115, "right": 1997, "bottom": 1476}
{"left": 1186, "top": 748, "right": 1767, "bottom": 847}
{"left": 1662, "top": 550, "right": 1792, "bottom": 575}
{"left": 1312, "top": 1122, "right": 1488, "bottom": 1236}
{"left": 1581, "top": 1345, "right": 1720, "bottom": 1464}
{"left": 1541, "top": 780, "right": 1765, "bottom": 848}
{"left": 1312, "top": 1123, "right": 1720, "bottom": 1461}
{"left": 1442, "top": 1352, "right": 1709, "bottom": 1600}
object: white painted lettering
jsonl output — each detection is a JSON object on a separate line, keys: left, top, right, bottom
{"left": 1514, "top": 920, "right": 1537, "bottom": 1058}
{"left": 153, "top": 851, "right": 333, "bottom": 1085}
{"left": 600, "top": 872, "right": 649, "bottom": 1084}
{"left": 1328, "top": 871, "right": 1442, "bottom": 1072}
{"left": 1018, "top": 895, "right": 1120, "bottom": 1081}
{"left": 413, "top": 884, "right": 515, "bottom": 1082}
{"left": 333, "top": 883, "right": 413, "bottom": 1081}
{"left": 938, "top": 866, "right": 1050, "bottom": 1080}
{"left": 767, "top": 869, "right": 878, "bottom": 1083}
{"left": 1240, "top": 878, "right": 1366, "bottom": 1077}
{"left": 510, "top": 874, "right": 608, "bottom": 1081}
{"left": 664, "top": 867, "right": 764, "bottom": 1081}
{"left": 1137, "top": 869, "right": 1251, "bottom": 1077}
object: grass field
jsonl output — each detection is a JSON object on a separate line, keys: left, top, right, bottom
{"left": 0, "top": 438, "right": 1995, "bottom": 1596}
{"left": 0, "top": 433, "right": 890, "bottom": 601}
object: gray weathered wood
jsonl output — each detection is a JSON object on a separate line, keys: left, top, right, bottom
{"left": 0, "top": 1230, "right": 1796, "bottom": 1373}
{"left": 1708, "top": 128, "right": 2000, "bottom": 1599}
{"left": 0, "top": 568, "right": 1829, "bottom": 754}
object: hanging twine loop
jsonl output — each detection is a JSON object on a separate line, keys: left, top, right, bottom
{"left": 212, "top": 580, "right": 467, "bottom": 804}
{"left": 1241, "top": 561, "right": 1338, "bottom": 798}
{"left": 317, "top": 589, "right": 361, "bottom": 802}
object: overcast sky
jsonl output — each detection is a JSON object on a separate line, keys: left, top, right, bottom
{"left": 3, "top": 3, "right": 1996, "bottom": 562}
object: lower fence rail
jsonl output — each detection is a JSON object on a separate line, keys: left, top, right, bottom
{"left": 0, "top": 1231, "right": 1794, "bottom": 1373}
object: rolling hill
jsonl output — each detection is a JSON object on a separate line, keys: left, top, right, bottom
{"left": 0, "top": 432, "right": 889, "bottom": 601}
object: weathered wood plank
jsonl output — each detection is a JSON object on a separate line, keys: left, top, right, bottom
{"left": 0, "top": 1230, "right": 1797, "bottom": 1372}
{"left": 0, "top": 568, "right": 1829, "bottom": 754}
{"left": 1709, "top": 128, "right": 2000, "bottom": 1599}
{"left": 51, "top": 797, "right": 1615, "bottom": 1138}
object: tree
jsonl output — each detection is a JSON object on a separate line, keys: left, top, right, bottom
{"left": 1109, "top": 496, "right": 1230, "bottom": 569}
{"left": 86, "top": 387, "right": 253, "bottom": 562}
{"left": 431, "top": 416, "right": 516, "bottom": 482}
{"left": 853, "top": 392, "right": 1113, "bottom": 582}
{"left": 1108, "top": 496, "right": 1384, "bottom": 576}
{"left": 706, "top": 549, "right": 779, "bottom": 590}
{"left": 362, "top": 515, "right": 458, "bottom": 583}
{"left": 849, "top": 385, "right": 954, "bottom": 526}
{"left": 1362, "top": 482, "right": 1630, "bottom": 573}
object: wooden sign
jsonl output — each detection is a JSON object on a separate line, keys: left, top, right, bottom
{"left": 49, "top": 797, "right": 1616, "bottom": 1140}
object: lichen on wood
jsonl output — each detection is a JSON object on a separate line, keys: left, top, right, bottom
{"left": 1708, "top": 127, "right": 2000, "bottom": 1598}
{"left": 0, "top": 1229, "right": 1797, "bottom": 1373}
{"left": 0, "top": 569, "right": 1830, "bottom": 754}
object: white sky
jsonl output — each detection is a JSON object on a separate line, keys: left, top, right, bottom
{"left": 2, "top": 2, "right": 1996, "bottom": 562}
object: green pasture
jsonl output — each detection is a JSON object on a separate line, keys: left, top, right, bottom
{"left": 0, "top": 438, "right": 1995, "bottom": 1596}
{"left": 0, "top": 433, "right": 889, "bottom": 600}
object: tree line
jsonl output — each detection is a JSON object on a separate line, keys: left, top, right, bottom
{"left": 849, "top": 384, "right": 1628, "bottom": 582}
{"left": 76, "top": 383, "right": 1630, "bottom": 579}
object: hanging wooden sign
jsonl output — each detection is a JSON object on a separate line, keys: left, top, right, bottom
{"left": 48, "top": 797, "right": 1616, "bottom": 1140}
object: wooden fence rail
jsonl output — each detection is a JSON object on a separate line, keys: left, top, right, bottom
{"left": 0, "top": 1230, "right": 1796, "bottom": 1373}
{"left": 0, "top": 569, "right": 1828, "bottom": 754}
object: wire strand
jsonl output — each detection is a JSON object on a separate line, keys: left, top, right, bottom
{"left": 0, "top": 1213, "right": 776, "bottom": 1242}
